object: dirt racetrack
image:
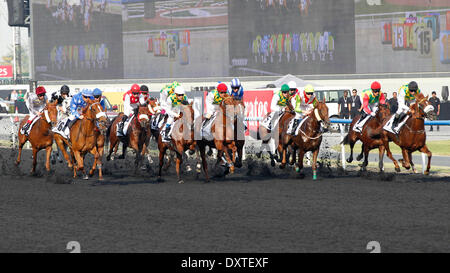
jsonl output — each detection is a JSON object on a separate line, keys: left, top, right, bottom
{"left": 0, "top": 147, "right": 449, "bottom": 253}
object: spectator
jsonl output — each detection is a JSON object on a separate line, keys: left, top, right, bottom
{"left": 338, "top": 90, "right": 351, "bottom": 131}
{"left": 388, "top": 91, "right": 398, "bottom": 114}
{"left": 429, "top": 91, "right": 440, "bottom": 132}
{"left": 9, "top": 90, "right": 18, "bottom": 102}
{"left": 17, "top": 90, "right": 25, "bottom": 102}
{"left": 349, "top": 89, "right": 362, "bottom": 119}
{"left": 383, "top": 92, "right": 388, "bottom": 100}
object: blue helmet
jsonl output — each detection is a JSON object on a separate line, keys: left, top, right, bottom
{"left": 93, "top": 88, "right": 102, "bottom": 96}
{"left": 82, "top": 88, "right": 93, "bottom": 97}
{"left": 231, "top": 78, "right": 241, "bottom": 89}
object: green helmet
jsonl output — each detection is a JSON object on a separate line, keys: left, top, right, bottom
{"left": 281, "top": 84, "right": 290, "bottom": 92}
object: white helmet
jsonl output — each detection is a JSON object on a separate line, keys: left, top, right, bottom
{"left": 174, "top": 86, "right": 185, "bottom": 95}
{"left": 288, "top": 81, "right": 297, "bottom": 90}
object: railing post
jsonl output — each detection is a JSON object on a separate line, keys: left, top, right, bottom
{"left": 421, "top": 153, "right": 426, "bottom": 174}
{"left": 339, "top": 123, "right": 346, "bottom": 170}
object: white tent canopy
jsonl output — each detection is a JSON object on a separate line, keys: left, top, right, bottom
{"left": 269, "top": 74, "right": 322, "bottom": 88}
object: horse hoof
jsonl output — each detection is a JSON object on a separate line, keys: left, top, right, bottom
{"left": 279, "top": 164, "right": 286, "bottom": 169}
{"left": 395, "top": 167, "right": 401, "bottom": 172}
{"left": 98, "top": 177, "right": 104, "bottom": 181}
{"left": 83, "top": 175, "right": 89, "bottom": 180}
{"left": 424, "top": 171, "right": 430, "bottom": 175}
{"left": 256, "top": 152, "right": 262, "bottom": 158}
{"left": 356, "top": 155, "right": 363, "bottom": 161}
{"left": 346, "top": 158, "right": 353, "bottom": 163}
{"left": 178, "top": 180, "right": 184, "bottom": 184}
{"left": 270, "top": 160, "right": 275, "bottom": 167}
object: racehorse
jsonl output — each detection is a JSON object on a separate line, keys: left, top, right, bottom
{"left": 16, "top": 100, "right": 59, "bottom": 174}
{"left": 106, "top": 106, "right": 151, "bottom": 170}
{"left": 256, "top": 101, "right": 295, "bottom": 166}
{"left": 342, "top": 104, "right": 391, "bottom": 171}
{"left": 280, "top": 99, "right": 330, "bottom": 179}
{"left": 69, "top": 100, "right": 109, "bottom": 180}
{"left": 196, "top": 95, "right": 243, "bottom": 181}
{"left": 158, "top": 102, "right": 196, "bottom": 183}
{"left": 382, "top": 93, "right": 435, "bottom": 174}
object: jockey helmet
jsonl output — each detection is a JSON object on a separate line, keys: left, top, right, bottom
{"left": 131, "top": 84, "right": 140, "bottom": 92}
{"left": 93, "top": 88, "right": 102, "bottom": 97}
{"left": 140, "top": 85, "right": 149, "bottom": 93}
{"left": 288, "top": 81, "right": 297, "bottom": 90}
{"left": 304, "top": 84, "right": 314, "bottom": 94}
{"left": 60, "top": 85, "right": 70, "bottom": 95}
{"left": 35, "top": 86, "right": 47, "bottom": 95}
{"left": 371, "top": 81, "right": 381, "bottom": 91}
{"left": 82, "top": 88, "right": 93, "bottom": 97}
{"left": 408, "top": 81, "right": 418, "bottom": 92}
{"left": 171, "top": 81, "right": 180, "bottom": 90}
{"left": 174, "top": 86, "right": 186, "bottom": 95}
{"left": 231, "top": 78, "right": 241, "bottom": 89}
{"left": 280, "top": 84, "right": 290, "bottom": 93}
{"left": 217, "top": 83, "right": 228, "bottom": 93}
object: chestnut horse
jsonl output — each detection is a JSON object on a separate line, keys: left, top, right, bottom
{"left": 342, "top": 104, "right": 391, "bottom": 171}
{"left": 257, "top": 100, "right": 295, "bottom": 166}
{"left": 106, "top": 106, "right": 152, "bottom": 170}
{"left": 69, "top": 100, "right": 109, "bottom": 180}
{"left": 382, "top": 93, "right": 435, "bottom": 174}
{"left": 196, "top": 96, "right": 243, "bottom": 181}
{"left": 16, "top": 100, "right": 59, "bottom": 174}
{"left": 158, "top": 102, "right": 196, "bottom": 183}
{"left": 281, "top": 99, "right": 330, "bottom": 179}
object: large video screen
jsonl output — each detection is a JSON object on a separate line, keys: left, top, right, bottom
{"left": 228, "top": 0, "right": 356, "bottom": 76}
{"left": 32, "top": 0, "right": 124, "bottom": 81}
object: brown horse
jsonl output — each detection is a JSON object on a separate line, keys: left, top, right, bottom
{"left": 158, "top": 102, "right": 196, "bottom": 183}
{"left": 281, "top": 99, "right": 330, "bottom": 179}
{"left": 342, "top": 104, "right": 391, "bottom": 171}
{"left": 257, "top": 100, "right": 295, "bottom": 166}
{"left": 196, "top": 96, "right": 243, "bottom": 181}
{"left": 106, "top": 106, "right": 152, "bottom": 170}
{"left": 382, "top": 93, "right": 435, "bottom": 174}
{"left": 16, "top": 100, "right": 59, "bottom": 174}
{"left": 69, "top": 100, "right": 109, "bottom": 180}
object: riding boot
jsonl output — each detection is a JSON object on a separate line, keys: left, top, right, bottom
{"left": 118, "top": 115, "right": 128, "bottom": 136}
{"left": 22, "top": 122, "right": 31, "bottom": 135}
{"left": 163, "top": 125, "right": 172, "bottom": 142}
{"left": 289, "top": 119, "right": 299, "bottom": 135}
{"left": 354, "top": 112, "right": 367, "bottom": 132}
{"left": 392, "top": 112, "right": 406, "bottom": 132}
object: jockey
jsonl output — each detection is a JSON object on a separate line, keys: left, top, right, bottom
{"left": 22, "top": 86, "right": 48, "bottom": 135}
{"left": 55, "top": 85, "right": 72, "bottom": 120}
{"left": 92, "top": 88, "right": 106, "bottom": 109}
{"left": 229, "top": 78, "right": 244, "bottom": 100}
{"left": 353, "top": 81, "right": 385, "bottom": 133}
{"left": 261, "top": 84, "right": 290, "bottom": 130}
{"left": 66, "top": 88, "right": 94, "bottom": 130}
{"left": 118, "top": 84, "right": 141, "bottom": 136}
{"left": 287, "top": 84, "right": 318, "bottom": 135}
{"left": 288, "top": 81, "right": 298, "bottom": 98}
{"left": 391, "top": 81, "right": 421, "bottom": 131}
{"left": 159, "top": 81, "right": 180, "bottom": 112}
{"left": 162, "top": 85, "right": 188, "bottom": 142}
{"left": 139, "top": 85, "right": 150, "bottom": 105}
{"left": 205, "top": 82, "right": 228, "bottom": 120}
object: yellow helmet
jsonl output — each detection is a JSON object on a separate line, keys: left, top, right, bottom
{"left": 304, "top": 84, "right": 314, "bottom": 94}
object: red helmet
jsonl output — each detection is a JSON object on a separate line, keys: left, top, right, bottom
{"left": 217, "top": 83, "right": 228, "bottom": 93}
{"left": 36, "top": 86, "right": 46, "bottom": 95}
{"left": 131, "top": 84, "right": 140, "bottom": 92}
{"left": 371, "top": 81, "right": 381, "bottom": 90}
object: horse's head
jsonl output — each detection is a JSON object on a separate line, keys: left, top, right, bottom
{"left": 376, "top": 103, "right": 391, "bottom": 122}
{"left": 137, "top": 106, "right": 151, "bottom": 128}
{"left": 87, "top": 101, "right": 109, "bottom": 133}
{"left": 411, "top": 93, "right": 435, "bottom": 120}
{"left": 313, "top": 98, "right": 330, "bottom": 130}
{"left": 45, "top": 100, "right": 59, "bottom": 128}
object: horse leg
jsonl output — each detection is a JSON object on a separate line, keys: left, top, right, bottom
{"left": 289, "top": 146, "right": 296, "bottom": 165}
{"left": 235, "top": 143, "right": 243, "bottom": 168}
{"left": 89, "top": 147, "right": 98, "bottom": 177}
{"left": 400, "top": 148, "right": 411, "bottom": 170}
{"left": 356, "top": 143, "right": 364, "bottom": 161}
{"left": 106, "top": 136, "right": 117, "bottom": 161}
{"left": 296, "top": 149, "right": 305, "bottom": 173}
{"left": 280, "top": 144, "right": 287, "bottom": 169}
{"left": 419, "top": 145, "right": 432, "bottom": 175}
{"left": 312, "top": 148, "right": 319, "bottom": 180}
{"left": 45, "top": 146, "right": 52, "bottom": 172}
{"left": 223, "top": 145, "right": 235, "bottom": 174}
{"left": 16, "top": 134, "right": 27, "bottom": 166}
{"left": 175, "top": 150, "right": 183, "bottom": 183}
{"left": 198, "top": 144, "right": 209, "bottom": 182}
{"left": 361, "top": 144, "right": 370, "bottom": 171}
{"left": 119, "top": 142, "right": 127, "bottom": 159}
{"left": 55, "top": 136, "right": 72, "bottom": 168}
{"left": 408, "top": 150, "right": 415, "bottom": 173}
{"left": 31, "top": 147, "right": 38, "bottom": 174}
{"left": 378, "top": 145, "right": 385, "bottom": 173}
{"left": 383, "top": 138, "right": 400, "bottom": 172}
{"left": 74, "top": 151, "right": 87, "bottom": 179}
{"left": 158, "top": 146, "right": 166, "bottom": 179}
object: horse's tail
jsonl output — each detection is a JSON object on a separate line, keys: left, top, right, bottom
{"left": 341, "top": 133, "right": 350, "bottom": 145}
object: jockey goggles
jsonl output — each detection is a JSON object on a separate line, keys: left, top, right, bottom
{"left": 132, "top": 92, "right": 140, "bottom": 95}
{"left": 305, "top": 91, "right": 314, "bottom": 95}
{"left": 94, "top": 95, "right": 101, "bottom": 99}
{"left": 372, "top": 89, "right": 380, "bottom": 93}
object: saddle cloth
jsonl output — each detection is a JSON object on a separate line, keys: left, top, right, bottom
{"left": 352, "top": 115, "right": 371, "bottom": 133}
{"left": 20, "top": 116, "right": 41, "bottom": 135}
{"left": 52, "top": 117, "right": 70, "bottom": 139}
{"left": 116, "top": 114, "right": 134, "bottom": 137}
{"left": 383, "top": 115, "right": 409, "bottom": 134}
{"left": 201, "top": 112, "right": 217, "bottom": 140}
{"left": 288, "top": 117, "right": 309, "bottom": 136}
{"left": 260, "top": 112, "right": 284, "bottom": 130}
